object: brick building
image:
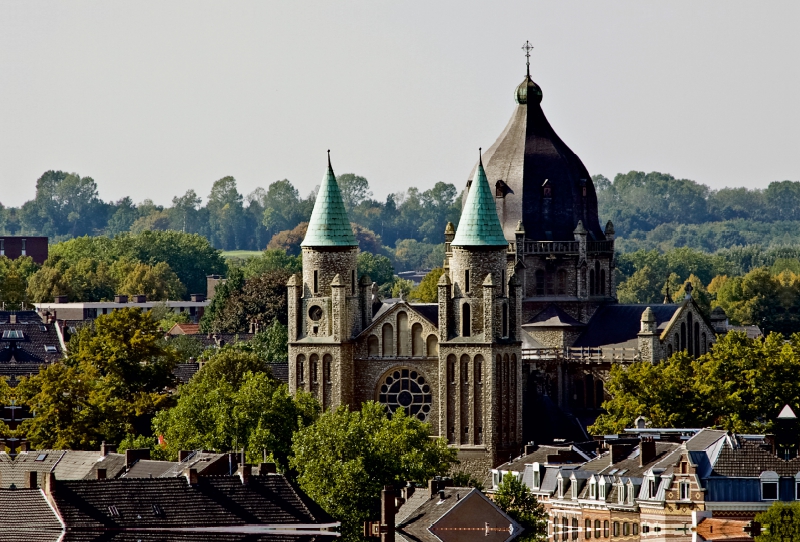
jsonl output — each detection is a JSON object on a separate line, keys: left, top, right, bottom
{"left": 0, "top": 236, "right": 48, "bottom": 264}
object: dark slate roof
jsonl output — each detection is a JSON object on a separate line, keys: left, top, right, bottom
{"left": 174, "top": 362, "right": 200, "bottom": 383}
{"left": 409, "top": 304, "right": 439, "bottom": 327}
{"left": 0, "top": 489, "right": 62, "bottom": 540}
{"left": 524, "top": 304, "right": 584, "bottom": 327}
{"left": 711, "top": 438, "right": 800, "bottom": 478}
{"left": 270, "top": 362, "right": 289, "bottom": 384}
{"left": 579, "top": 441, "right": 681, "bottom": 478}
{"left": 156, "top": 451, "right": 236, "bottom": 478}
{"left": 0, "top": 313, "right": 63, "bottom": 365}
{"left": 53, "top": 474, "right": 333, "bottom": 530}
{"left": 83, "top": 453, "right": 128, "bottom": 480}
{"left": 573, "top": 304, "right": 680, "bottom": 348}
{"left": 471, "top": 75, "right": 606, "bottom": 242}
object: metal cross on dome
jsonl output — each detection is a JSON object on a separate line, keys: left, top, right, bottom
{"left": 522, "top": 40, "right": 534, "bottom": 75}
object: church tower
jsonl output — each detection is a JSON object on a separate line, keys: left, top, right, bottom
{"left": 440, "top": 155, "right": 523, "bottom": 471}
{"left": 287, "top": 153, "right": 371, "bottom": 410}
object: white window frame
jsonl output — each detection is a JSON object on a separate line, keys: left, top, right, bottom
{"left": 532, "top": 464, "right": 540, "bottom": 489}
{"left": 761, "top": 471, "right": 779, "bottom": 501}
{"left": 589, "top": 479, "right": 597, "bottom": 499}
{"left": 599, "top": 478, "right": 606, "bottom": 500}
{"left": 618, "top": 483, "right": 625, "bottom": 505}
{"left": 679, "top": 481, "right": 690, "bottom": 501}
{"left": 558, "top": 477, "right": 564, "bottom": 498}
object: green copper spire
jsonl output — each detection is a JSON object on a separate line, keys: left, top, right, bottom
{"left": 452, "top": 150, "right": 508, "bottom": 247}
{"left": 301, "top": 151, "right": 358, "bottom": 247}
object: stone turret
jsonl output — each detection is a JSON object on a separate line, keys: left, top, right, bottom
{"left": 638, "top": 307, "right": 659, "bottom": 363}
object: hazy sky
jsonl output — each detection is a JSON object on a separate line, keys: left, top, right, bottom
{"left": 1, "top": 1, "right": 798, "bottom": 208}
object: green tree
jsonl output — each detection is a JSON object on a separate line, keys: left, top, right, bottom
{"left": 754, "top": 501, "right": 800, "bottom": 542}
{"left": 235, "top": 319, "right": 289, "bottom": 363}
{"left": 357, "top": 252, "right": 395, "bottom": 287}
{"left": 411, "top": 268, "right": 444, "bottom": 302}
{"left": 616, "top": 265, "right": 665, "bottom": 304}
{"left": 336, "top": 173, "right": 372, "bottom": 213}
{"left": 111, "top": 260, "right": 186, "bottom": 300}
{"left": 153, "top": 349, "right": 317, "bottom": 469}
{"left": 202, "top": 269, "right": 291, "bottom": 333}
{"left": 494, "top": 472, "right": 548, "bottom": 541}
{"left": 234, "top": 249, "right": 302, "bottom": 279}
{"left": 18, "top": 308, "right": 180, "bottom": 448}
{"left": 291, "top": 401, "right": 457, "bottom": 541}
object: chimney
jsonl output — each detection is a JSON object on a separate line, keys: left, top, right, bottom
{"left": 438, "top": 489, "right": 445, "bottom": 501}
{"left": 100, "top": 441, "right": 115, "bottom": 456}
{"left": 259, "top": 462, "right": 277, "bottom": 474}
{"left": 178, "top": 450, "right": 192, "bottom": 462}
{"left": 19, "top": 441, "right": 28, "bottom": 452}
{"left": 115, "top": 295, "right": 128, "bottom": 304}
{"left": 132, "top": 294, "right": 147, "bottom": 303}
{"left": 185, "top": 468, "right": 199, "bottom": 486}
{"left": 53, "top": 295, "right": 68, "bottom": 304}
{"left": 9, "top": 314, "right": 16, "bottom": 324}
{"left": 524, "top": 442, "right": 538, "bottom": 456}
{"left": 27, "top": 471, "right": 37, "bottom": 489}
{"left": 610, "top": 444, "right": 632, "bottom": 464}
{"left": 402, "top": 483, "right": 415, "bottom": 501}
{"left": 640, "top": 438, "right": 657, "bottom": 467}
{"left": 44, "top": 472, "right": 56, "bottom": 495}
{"left": 190, "top": 293, "right": 205, "bottom": 302}
{"left": 239, "top": 465, "right": 252, "bottom": 485}
{"left": 96, "top": 468, "right": 107, "bottom": 480}
{"left": 125, "top": 448, "right": 151, "bottom": 469}
{"left": 428, "top": 479, "right": 439, "bottom": 499}
{"left": 381, "top": 486, "right": 396, "bottom": 542}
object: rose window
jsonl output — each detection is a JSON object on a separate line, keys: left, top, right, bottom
{"left": 378, "top": 368, "right": 432, "bottom": 421}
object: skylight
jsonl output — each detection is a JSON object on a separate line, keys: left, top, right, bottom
{"left": 1, "top": 330, "right": 23, "bottom": 339}
{"left": 35, "top": 454, "right": 47, "bottom": 461}
{"left": 44, "top": 345, "right": 57, "bottom": 353}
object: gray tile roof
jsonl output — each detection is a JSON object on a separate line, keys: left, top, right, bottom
{"left": 0, "top": 489, "right": 62, "bottom": 541}
{"left": 0, "top": 311, "right": 63, "bottom": 381}
{"left": 711, "top": 438, "right": 800, "bottom": 478}
{"left": 121, "top": 459, "right": 178, "bottom": 479}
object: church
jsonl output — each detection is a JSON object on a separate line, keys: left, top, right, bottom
{"left": 287, "top": 50, "right": 731, "bottom": 471}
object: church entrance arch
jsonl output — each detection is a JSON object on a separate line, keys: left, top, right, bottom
{"left": 376, "top": 367, "right": 433, "bottom": 422}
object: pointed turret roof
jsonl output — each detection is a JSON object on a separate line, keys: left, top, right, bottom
{"left": 301, "top": 152, "right": 357, "bottom": 247}
{"left": 452, "top": 154, "right": 508, "bottom": 247}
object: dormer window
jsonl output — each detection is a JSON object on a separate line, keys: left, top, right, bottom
{"left": 599, "top": 480, "right": 606, "bottom": 499}
{"left": 589, "top": 480, "right": 597, "bottom": 499}
{"left": 532, "top": 467, "right": 540, "bottom": 489}
{"left": 618, "top": 484, "right": 625, "bottom": 505}
{"left": 648, "top": 478, "right": 657, "bottom": 499}
{"left": 571, "top": 479, "right": 578, "bottom": 499}
{"left": 557, "top": 478, "right": 564, "bottom": 498}
{"left": 627, "top": 483, "right": 635, "bottom": 505}
{"left": 762, "top": 471, "right": 779, "bottom": 501}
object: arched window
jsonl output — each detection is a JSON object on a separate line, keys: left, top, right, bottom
{"left": 702, "top": 332, "right": 707, "bottom": 354}
{"left": 600, "top": 269, "right": 606, "bottom": 295}
{"left": 475, "top": 355, "right": 483, "bottom": 384}
{"left": 585, "top": 519, "right": 592, "bottom": 539}
{"left": 535, "top": 270, "right": 545, "bottom": 296}
{"left": 557, "top": 269, "right": 567, "bottom": 295}
{"left": 382, "top": 324, "right": 393, "bottom": 357}
{"left": 562, "top": 516, "right": 568, "bottom": 541}
{"left": 680, "top": 322, "right": 686, "bottom": 351}
{"left": 589, "top": 269, "right": 596, "bottom": 296}
{"left": 594, "top": 520, "right": 601, "bottom": 538}
{"left": 426, "top": 334, "right": 438, "bottom": 357}
{"left": 368, "top": 335, "right": 379, "bottom": 356}
{"left": 675, "top": 333, "right": 680, "bottom": 352}
{"left": 668, "top": 344, "right": 673, "bottom": 357}
{"left": 462, "top": 355, "right": 470, "bottom": 383}
{"left": 572, "top": 518, "right": 579, "bottom": 540}
{"left": 323, "top": 354, "right": 332, "bottom": 383}
{"left": 502, "top": 304, "right": 508, "bottom": 338}
{"left": 296, "top": 354, "right": 306, "bottom": 386}
{"left": 603, "top": 521, "right": 609, "bottom": 538}
{"left": 411, "top": 323, "right": 423, "bottom": 356}
{"left": 694, "top": 322, "right": 700, "bottom": 356}
{"left": 462, "top": 303, "right": 471, "bottom": 337}
{"left": 546, "top": 272, "right": 554, "bottom": 295}
{"left": 687, "top": 313, "right": 694, "bottom": 356}
{"left": 397, "top": 312, "right": 409, "bottom": 356}
{"left": 310, "top": 353, "right": 319, "bottom": 384}
{"left": 448, "top": 355, "right": 456, "bottom": 384}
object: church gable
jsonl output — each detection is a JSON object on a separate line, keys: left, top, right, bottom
{"left": 355, "top": 301, "right": 440, "bottom": 359}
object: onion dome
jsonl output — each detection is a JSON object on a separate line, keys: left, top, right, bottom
{"left": 515, "top": 75, "right": 543, "bottom": 105}
{"left": 452, "top": 154, "right": 508, "bottom": 247}
{"left": 301, "top": 152, "right": 357, "bottom": 247}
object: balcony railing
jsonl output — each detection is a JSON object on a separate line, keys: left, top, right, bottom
{"left": 588, "top": 241, "right": 614, "bottom": 253}
{"left": 524, "top": 241, "right": 580, "bottom": 254}
{"left": 521, "top": 347, "right": 641, "bottom": 363}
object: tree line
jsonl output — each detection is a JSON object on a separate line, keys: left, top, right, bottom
{"left": 0, "top": 170, "right": 461, "bottom": 271}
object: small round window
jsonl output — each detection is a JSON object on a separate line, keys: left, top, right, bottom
{"left": 378, "top": 368, "right": 432, "bottom": 421}
{"left": 308, "top": 305, "right": 323, "bottom": 321}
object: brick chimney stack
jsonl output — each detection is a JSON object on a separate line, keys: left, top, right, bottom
{"left": 381, "top": 485, "right": 396, "bottom": 542}
{"left": 640, "top": 438, "right": 657, "bottom": 467}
